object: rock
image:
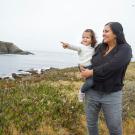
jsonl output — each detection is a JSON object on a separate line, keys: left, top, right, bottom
{"left": 0, "top": 41, "right": 33, "bottom": 55}
{"left": 12, "top": 72, "right": 31, "bottom": 79}
{"left": 45, "top": 67, "right": 59, "bottom": 72}
{"left": 12, "top": 73, "right": 22, "bottom": 79}
{"left": 1, "top": 75, "right": 15, "bottom": 80}
{"left": 26, "top": 69, "right": 39, "bottom": 75}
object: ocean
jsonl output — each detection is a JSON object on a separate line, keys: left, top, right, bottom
{"left": 0, "top": 50, "right": 78, "bottom": 77}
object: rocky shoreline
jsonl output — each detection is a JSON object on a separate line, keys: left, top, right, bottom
{"left": 0, "top": 66, "right": 79, "bottom": 90}
{"left": 0, "top": 67, "right": 59, "bottom": 80}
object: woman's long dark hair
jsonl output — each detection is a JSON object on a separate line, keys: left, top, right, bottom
{"left": 101, "top": 22, "right": 127, "bottom": 55}
{"left": 105, "top": 22, "right": 127, "bottom": 45}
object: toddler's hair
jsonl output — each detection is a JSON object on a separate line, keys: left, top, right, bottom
{"left": 84, "top": 29, "right": 97, "bottom": 47}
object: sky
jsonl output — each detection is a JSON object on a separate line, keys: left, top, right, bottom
{"left": 0, "top": 0, "right": 135, "bottom": 55}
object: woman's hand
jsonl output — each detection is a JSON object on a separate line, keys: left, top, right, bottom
{"left": 80, "top": 68, "right": 93, "bottom": 78}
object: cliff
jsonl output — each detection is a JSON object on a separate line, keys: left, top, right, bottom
{"left": 0, "top": 41, "right": 33, "bottom": 55}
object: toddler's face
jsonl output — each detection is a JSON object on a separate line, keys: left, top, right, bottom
{"left": 81, "top": 32, "right": 92, "bottom": 46}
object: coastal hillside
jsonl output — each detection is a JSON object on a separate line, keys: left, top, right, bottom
{"left": 0, "top": 63, "right": 135, "bottom": 135}
{"left": 0, "top": 41, "right": 33, "bottom": 55}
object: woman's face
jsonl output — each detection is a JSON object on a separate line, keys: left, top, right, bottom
{"left": 103, "top": 25, "right": 116, "bottom": 44}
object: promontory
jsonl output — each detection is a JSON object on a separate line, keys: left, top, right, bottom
{"left": 0, "top": 41, "right": 33, "bottom": 55}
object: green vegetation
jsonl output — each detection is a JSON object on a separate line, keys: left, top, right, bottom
{"left": 0, "top": 63, "right": 135, "bottom": 135}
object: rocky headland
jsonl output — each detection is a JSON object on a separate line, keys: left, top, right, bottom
{"left": 0, "top": 41, "right": 33, "bottom": 55}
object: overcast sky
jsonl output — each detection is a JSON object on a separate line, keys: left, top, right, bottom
{"left": 0, "top": 0, "right": 135, "bottom": 55}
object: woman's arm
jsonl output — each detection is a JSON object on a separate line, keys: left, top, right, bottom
{"left": 80, "top": 44, "right": 132, "bottom": 80}
{"left": 93, "top": 44, "right": 132, "bottom": 80}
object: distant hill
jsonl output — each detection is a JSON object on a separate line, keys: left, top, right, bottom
{"left": 0, "top": 41, "right": 33, "bottom": 55}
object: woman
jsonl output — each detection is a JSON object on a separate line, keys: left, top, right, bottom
{"left": 81, "top": 22, "right": 132, "bottom": 135}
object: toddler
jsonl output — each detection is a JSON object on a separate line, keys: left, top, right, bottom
{"left": 61, "top": 29, "right": 97, "bottom": 102}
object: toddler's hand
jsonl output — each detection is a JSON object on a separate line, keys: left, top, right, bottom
{"left": 60, "top": 42, "right": 69, "bottom": 49}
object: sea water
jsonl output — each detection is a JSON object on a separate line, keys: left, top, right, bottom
{"left": 0, "top": 50, "right": 78, "bottom": 77}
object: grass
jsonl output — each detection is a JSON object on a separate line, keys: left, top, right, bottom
{"left": 0, "top": 63, "right": 135, "bottom": 135}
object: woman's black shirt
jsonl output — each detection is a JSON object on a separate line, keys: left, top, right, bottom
{"left": 91, "top": 43, "right": 132, "bottom": 93}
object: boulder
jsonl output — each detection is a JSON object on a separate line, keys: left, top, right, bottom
{"left": 0, "top": 41, "right": 33, "bottom": 55}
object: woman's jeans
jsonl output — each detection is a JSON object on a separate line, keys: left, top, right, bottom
{"left": 85, "top": 89, "right": 122, "bottom": 135}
